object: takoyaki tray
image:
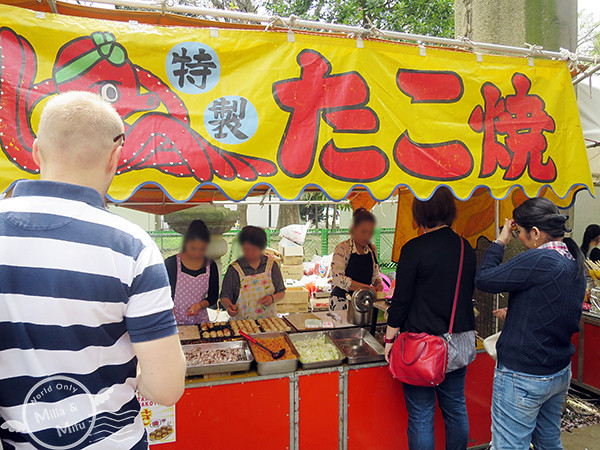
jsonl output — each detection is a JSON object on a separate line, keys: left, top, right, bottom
{"left": 179, "top": 321, "right": 235, "bottom": 345}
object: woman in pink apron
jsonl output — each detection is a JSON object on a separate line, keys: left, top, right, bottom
{"left": 164, "top": 220, "right": 219, "bottom": 324}
{"left": 221, "top": 226, "right": 286, "bottom": 320}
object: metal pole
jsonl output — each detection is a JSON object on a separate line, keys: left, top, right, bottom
{"left": 494, "top": 199, "right": 500, "bottom": 333}
{"left": 80, "top": 0, "right": 599, "bottom": 64}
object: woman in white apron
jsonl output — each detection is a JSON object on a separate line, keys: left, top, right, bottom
{"left": 164, "top": 220, "right": 219, "bottom": 324}
{"left": 221, "top": 226, "right": 286, "bottom": 320}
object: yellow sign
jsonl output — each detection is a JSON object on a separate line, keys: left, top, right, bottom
{"left": 0, "top": 4, "right": 592, "bottom": 202}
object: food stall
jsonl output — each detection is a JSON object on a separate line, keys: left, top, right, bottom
{"left": 0, "top": 1, "right": 595, "bottom": 448}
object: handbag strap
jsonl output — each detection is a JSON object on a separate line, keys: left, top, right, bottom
{"left": 448, "top": 237, "right": 465, "bottom": 336}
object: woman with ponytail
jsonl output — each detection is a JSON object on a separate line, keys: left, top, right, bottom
{"left": 581, "top": 224, "right": 600, "bottom": 262}
{"left": 476, "top": 198, "right": 586, "bottom": 450}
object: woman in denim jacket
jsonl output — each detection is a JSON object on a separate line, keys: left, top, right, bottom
{"left": 476, "top": 198, "right": 585, "bottom": 449}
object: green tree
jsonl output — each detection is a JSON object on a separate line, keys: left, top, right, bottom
{"left": 264, "top": 0, "right": 454, "bottom": 37}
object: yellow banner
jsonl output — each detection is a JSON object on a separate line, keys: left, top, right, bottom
{"left": 0, "top": 4, "right": 592, "bottom": 202}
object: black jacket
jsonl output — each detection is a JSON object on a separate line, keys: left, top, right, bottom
{"left": 388, "top": 227, "right": 476, "bottom": 335}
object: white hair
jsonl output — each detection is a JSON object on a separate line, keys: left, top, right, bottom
{"left": 37, "top": 91, "right": 124, "bottom": 168}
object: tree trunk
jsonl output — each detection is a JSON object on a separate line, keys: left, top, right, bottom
{"left": 277, "top": 204, "right": 300, "bottom": 228}
{"left": 238, "top": 204, "right": 248, "bottom": 228}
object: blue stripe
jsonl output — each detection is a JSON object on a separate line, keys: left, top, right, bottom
{"left": 126, "top": 310, "right": 177, "bottom": 343}
{"left": 0, "top": 211, "right": 145, "bottom": 259}
{"left": 130, "top": 263, "right": 171, "bottom": 296}
{"left": 12, "top": 180, "right": 105, "bottom": 209}
{"left": 0, "top": 265, "right": 128, "bottom": 302}
{"left": 0, "top": 321, "right": 127, "bottom": 351}
{"left": 0, "top": 358, "right": 137, "bottom": 408}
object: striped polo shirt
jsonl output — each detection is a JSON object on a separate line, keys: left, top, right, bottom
{"left": 0, "top": 180, "right": 177, "bottom": 449}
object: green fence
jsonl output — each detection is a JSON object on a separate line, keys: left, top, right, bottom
{"left": 149, "top": 228, "right": 397, "bottom": 269}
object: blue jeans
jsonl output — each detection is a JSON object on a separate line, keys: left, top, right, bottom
{"left": 491, "top": 364, "right": 571, "bottom": 450}
{"left": 402, "top": 366, "right": 469, "bottom": 450}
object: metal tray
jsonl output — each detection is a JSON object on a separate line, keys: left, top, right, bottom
{"left": 328, "top": 328, "right": 385, "bottom": 364}
{"left": 183, "top": 340, "right": 254, "bottom": 376}
{"left": 288, "top": 331, "right": 345, "bottom": 369}
{"left": 247, "top": 332, "right": 300, "bottom": 375}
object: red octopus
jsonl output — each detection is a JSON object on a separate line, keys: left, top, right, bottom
{"left": 0, "top": 28, "right": 277, "bottom": 182}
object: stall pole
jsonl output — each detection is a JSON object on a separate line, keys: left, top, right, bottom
{"left": 494, "top": 199, "right": 500, "bottom": 333}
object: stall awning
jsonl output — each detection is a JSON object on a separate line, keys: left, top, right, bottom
{"left": 0, "top": 2, "right": 593, "bottom": 209}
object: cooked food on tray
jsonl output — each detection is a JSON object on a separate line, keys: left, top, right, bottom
{"left": 184, "top": 347, "right": 245, "bottom": 366}
{"left": 249, "top": 337, "right": 296, "bottom": 362}
{"left": 293, "top": 336, "right": 340, "bottom": 363}
{"left": 231, "top": 317, "right": 292, "bottom": 335}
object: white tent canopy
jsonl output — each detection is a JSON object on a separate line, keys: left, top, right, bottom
{"left": 578, "top": 79, "right": 600, "bottom": 178}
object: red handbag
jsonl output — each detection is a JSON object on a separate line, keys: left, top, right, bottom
{"left": 389, "top": 237, "right": 465, "bottom": 386}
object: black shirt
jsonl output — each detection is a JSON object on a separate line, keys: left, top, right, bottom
{"left": 388, "top": 227, "right": 476, "bottom": 335}
{"left": 164, "top": 255, "right": 219, "bottom": 306}
{"left": 590, "top": 247, "right": 600, "bottom": 263}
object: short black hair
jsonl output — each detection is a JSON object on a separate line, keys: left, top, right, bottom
{"left": 412, "top": 187, "right": 456, "bottom": 229}
{"left": 239, "top": 226, "right": 267, "bottom": 250}
{"left": 183, "top": 220, "right": 210, "bottom": 248}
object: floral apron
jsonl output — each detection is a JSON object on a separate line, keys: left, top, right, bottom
{"left": 173, "top": 254, "right": 210, "bottom": 325}
{"left": 232, "top": 257, "right": 277, "bottom": 320}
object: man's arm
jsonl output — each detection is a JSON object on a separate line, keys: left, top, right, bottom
{"left": 127, "top": 243, "right": 186, "bottom": 406}
{"left": 133, "top": 335, "right": 186, "bottom": 406}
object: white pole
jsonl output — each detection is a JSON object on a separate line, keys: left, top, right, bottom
{"left": 79, "top": 0, "right": 599, "bottom": 64}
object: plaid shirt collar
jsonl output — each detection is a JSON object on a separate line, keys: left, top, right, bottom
{"left": 538, "top": 240, "right": 575, "bottom": 261}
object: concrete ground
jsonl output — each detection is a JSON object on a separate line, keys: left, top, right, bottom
{"left": 563, "top": 424, "right": 600, "bottom": 449}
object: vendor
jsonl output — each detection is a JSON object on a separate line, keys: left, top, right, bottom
{"left": 164, "top": 220, "right": 219, "bottom": 324}
{"left": 220, "top": 226, "right": 286, "bottom": 319}
{"left": 330, "top": 208, "right": 383, "bottom": 311}
{"left": 581, "top": 224, "right": 600, "bottom": 262}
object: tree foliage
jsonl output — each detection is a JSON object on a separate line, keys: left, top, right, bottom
{"left": 264, "top": 0, "right": 454, "bottom": 37}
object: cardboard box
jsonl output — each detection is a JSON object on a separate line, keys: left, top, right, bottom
{"left": 282, "top": 255, "right": 303, "bottom": 265}
{"left": 281, "top": 264, "right": 304, "bottom": 280}
{"left": 283, "top": 286, "right": 309, "bottom": 304}
{"left": 277, "top": 303, "right": 309, "bottom": 314}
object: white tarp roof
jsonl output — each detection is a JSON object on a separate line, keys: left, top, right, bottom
{"left": 578, "top": 78, "right": 600, "bottom": 175}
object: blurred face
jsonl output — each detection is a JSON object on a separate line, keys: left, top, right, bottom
{"left": 242, "top": 242, "right": 263, "bottom": 262}
{"left": 183, "top": 238, "right": 208, "bottom": 261}
{"left": 351, "top": 221, "right": 375, "bottom": 247}
{"left": 593, "top": 236, "right": 600, "bottom": 247}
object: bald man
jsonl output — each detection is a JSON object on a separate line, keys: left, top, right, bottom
{"left": 0, "top": 92, "right": 185, "bottom": 449}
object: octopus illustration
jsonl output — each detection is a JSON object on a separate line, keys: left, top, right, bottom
{"left": 0, "top": 28, "right": 277, "bottom": 182}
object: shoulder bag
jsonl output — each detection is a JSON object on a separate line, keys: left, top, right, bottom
{"left": 388, "top": 237, "right": 465, "bottom": 386}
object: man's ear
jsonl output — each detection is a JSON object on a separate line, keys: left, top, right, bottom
{"left": 32, "top": 139, "right": 41, "bottom": 168}
{"left": 108, "top": 144, "right": 122, "bottom": 175}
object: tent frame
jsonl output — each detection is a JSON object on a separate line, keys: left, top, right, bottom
{"left": 50, "top": 0, "right": 599, "bottom": 85}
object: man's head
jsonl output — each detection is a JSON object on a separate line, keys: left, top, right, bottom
{"left": 33, "top": 91, "right": 124, "bottom": 196}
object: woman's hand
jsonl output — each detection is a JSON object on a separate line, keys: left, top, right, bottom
{"left": 226, "top": 303, "right": 239, "bottom": 317}
{"left": 260, "top": 295, "right": 275, "bottom": 306}
{"left": 374, "top": 284, "right": 384, "bottom": 292}
{"left": 497, "top": 218, "right": 514, "bottom": 246}
{"left": 493, "top": 308, "right": 507, "bottom": 321}
{"left": 186, "top": 301, "right": 206, "bottom": 316}
{"left": 384, "top": 343, "right": 393, "bottom": 363}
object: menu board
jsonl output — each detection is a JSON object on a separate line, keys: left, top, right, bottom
{"left": 136, "top": 393, "right": 176, "bottom": 445}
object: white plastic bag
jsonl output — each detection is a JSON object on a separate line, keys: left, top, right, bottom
{"left": 279, "top": 223, "right": 310, "bottom": 246}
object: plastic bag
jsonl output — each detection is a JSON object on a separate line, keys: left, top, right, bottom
{"left": 279, "top": 223, "right": 310, "bottom": 246}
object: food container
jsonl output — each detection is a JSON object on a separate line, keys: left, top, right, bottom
{"left": 328, "top": 328, "right": 385, "bottom": 364}
{"left": 183, "top": 340, "right": 254, "bottom": 376}
{"left": 288, "top": 331, "right": 345, "bottom": 369}
{"left": 248, "top": 332, "right": 300, "bottom": 375}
